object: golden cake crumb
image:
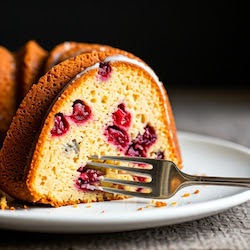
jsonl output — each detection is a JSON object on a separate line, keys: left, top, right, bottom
{"left": 171, "top": 201, "right": 178, "bottom": 206}
{"left": 154, "top": 201, "right": 167, "bottom": 207}
{"left": 193, "top": 189, "right": 200, "bottom": 194}
{"left": 0, "top": 196, "right": 9, "bottom": 210}
{"left": 137, "top": 207, "right": 143, "bottom": 211}
{"left": 182, "top": 193, "right": 190, "bottom": 197}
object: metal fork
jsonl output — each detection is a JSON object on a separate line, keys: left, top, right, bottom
{"left": 87, "top": 155, "right": 250, "bottom": 199}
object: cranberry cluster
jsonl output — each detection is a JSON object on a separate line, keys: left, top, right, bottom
{"left": 75, "top": 102, "right": 164, "bottom": 191}
{"left": 76, "top": 166, "right": 103, "bottom": 191}
{"left": 51, "top": 100, "right": 92, "bottom": 136}
{"left": 104, "top": 103, "right": 163, "bottom": 158}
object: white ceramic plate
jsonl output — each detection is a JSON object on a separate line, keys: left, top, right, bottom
{"left": 0, "top": 131, "right": 249, "bottom": 233}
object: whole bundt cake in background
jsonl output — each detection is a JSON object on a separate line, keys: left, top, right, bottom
{"left": 0, "top": 41, "right": 182, "bottom": 207}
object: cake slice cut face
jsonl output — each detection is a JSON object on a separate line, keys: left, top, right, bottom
{"left": 0, "top": 50, "right": 182, "bottom": 207}
{"left": 27, "top": 55, "right": 182, "bottom": 206}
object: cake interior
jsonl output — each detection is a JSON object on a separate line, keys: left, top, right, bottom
{"left": 26, "top": 59, "right": 178, "bottom": 206}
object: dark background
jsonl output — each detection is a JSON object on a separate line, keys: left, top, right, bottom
{"left": 1, "top": 2, "right": 249, "bottom": 92}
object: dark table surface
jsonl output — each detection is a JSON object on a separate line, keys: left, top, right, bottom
{"left": 0, "top": 89, "right": 249, "bottom": 250}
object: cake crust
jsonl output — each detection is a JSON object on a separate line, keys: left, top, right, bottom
{"left": 15, "top": 40, "right": 48, "bottom": 103}
{"left": 0, "top": 46, "right": 17, "bottom": 147}
{"left": 43, "top": 41, "right": 114, "bottom": 72}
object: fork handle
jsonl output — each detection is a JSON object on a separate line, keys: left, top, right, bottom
{"left": 182, "top": 173, "right": 250, "bottom": 188}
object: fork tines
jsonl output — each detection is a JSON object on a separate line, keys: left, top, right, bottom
{"left": 87, "top": 155, "right": 156, "bottom": 197}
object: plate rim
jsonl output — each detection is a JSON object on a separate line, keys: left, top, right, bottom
{"left": 178, "top": 130, "right": 249, "bottom": 154}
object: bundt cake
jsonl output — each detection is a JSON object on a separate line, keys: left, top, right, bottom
{"left": 0, "top": 46, "right": 17, "bottom": 147}
{"left": 0, "top": 45, "right": 182, "bottom": 207}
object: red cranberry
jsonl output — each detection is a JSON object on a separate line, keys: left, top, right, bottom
{"left": 133, "top": 176, "right": 148, "bottom": 182}
{"left": 155, "top": 151, "right": 164, "bottom": 159}
{"left": 98, "top": 62, "right": 111, "bottom": 81}
{"left": 70, "top": 100, "right": 91, "bottom": 123}
{"left": 51, "top": 113, "right": 69, "bottom": 136}
{"left": 136, "top": 187, "right": 144, "bottom": 192}
{"left": 76, "top": 166, "right": 103, "bottom": 191}
{"left": 126, "top": 143, "right": 146, "bottom": 157}
{"left": 125, "top": 125, "right": 157, "bottom": 157}
{"left": 133, "top": 176, "right": 148, "bottom": 192}
{"left": 112, "top": 103, "right": 131, "bottom": 128}
{"left": 134, "top": 125, "right": 157, "bottom": 148}
{"left": 104, "top": 125, "right": 130, "bottom": 151}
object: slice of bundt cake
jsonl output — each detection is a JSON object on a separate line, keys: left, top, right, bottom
{"left": 0, "top": 46, "right": 17, "bottom": 147}
{"left": 43, "top": 41, "right": 114, "bottom": 72}
{"left": 15, "top": 40, "right": 48, "bottom": 103}
{"left": 0, "top": 47, "right": 182, "bottom": 207}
